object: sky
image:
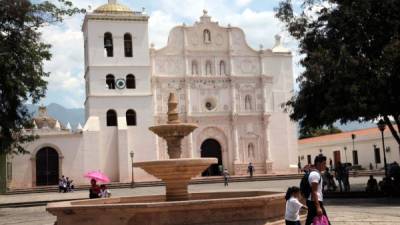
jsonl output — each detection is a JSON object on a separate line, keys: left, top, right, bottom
{"left": 38, "top": 0, "right": 303, "bottom": 108}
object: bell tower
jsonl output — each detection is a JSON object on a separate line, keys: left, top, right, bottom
{"left": 81, "top": 1, "right": 156, "bottom": 182}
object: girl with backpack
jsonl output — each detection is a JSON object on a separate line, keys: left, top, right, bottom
{"left": 285, "top": 186, "right": 307, "bottom": 225}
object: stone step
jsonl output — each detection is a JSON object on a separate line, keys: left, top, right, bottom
{"left": 3, "top": 170, "right": 383, "bottom": 195}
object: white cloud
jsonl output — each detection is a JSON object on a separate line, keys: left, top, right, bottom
{"left": 149, "top": 10, "right": 178, "bottom": 48}
{"left": 235, "top": 0, "right": 253, "bottom": 7}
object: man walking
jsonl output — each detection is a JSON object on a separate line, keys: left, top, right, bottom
{"left": 335, "top": 161, "right": 344, "bottom": 192}
{"left": 223, "top": 169, "right": 230, "bottom": 186}
{"left": 247, "top": 162, "right": 255, "bottom": 178}
{"left": 305, "top": 154, "right": 331, "bottom": 225}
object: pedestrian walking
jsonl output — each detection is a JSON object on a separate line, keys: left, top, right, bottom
{"left": 334, "top": 162, "right": 344, "bottom": 192}
{"left": 304, "top": 154, "right": 331, "bottom": 225}
{"left": 223, "top": 169, "right": 230, "bottom": 186}
{"left": 285, "top": 186, "right": 307, "bottom": 225}
{"left": 298, "top": 161, "right": 302, "bottom": 174}
{"left": 343, "top": 164, "right": 350, "bottom": 192}
{"left": 247, "top": 162, "right": 255, "bottom": 178}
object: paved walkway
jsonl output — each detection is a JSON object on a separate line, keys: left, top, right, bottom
{"left": 0, "top": 176, "right": 375, "bottom": 205}
{"left": 1, "top": 177, "right": 399, "bottom": 225}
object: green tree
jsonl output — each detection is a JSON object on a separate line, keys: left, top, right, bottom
{"left": 299, "top": 125, "right": 342, "bottom": 139}
{"left": 275, "top": 0, "right": 400, "bottom": 145}
{"left": 0, "top": 0, "right": 83, "bottom": 154}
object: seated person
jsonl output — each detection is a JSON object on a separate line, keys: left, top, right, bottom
{"left": 366, "top": 175, "right": 378, "bottom": 192}
{"left": 99, "top": 184, "right": 111, "bottom": 198}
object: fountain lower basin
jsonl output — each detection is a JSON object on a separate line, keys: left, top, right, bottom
{"left": 134, "top": 158, "right": 217, "bottom": 201}
{"left": 46, "top": 191, "right": 287, "bottom": 225}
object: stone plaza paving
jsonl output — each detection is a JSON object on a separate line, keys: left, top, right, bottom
{"left": 0, "top": 177, "right": 399, "bottom": 225}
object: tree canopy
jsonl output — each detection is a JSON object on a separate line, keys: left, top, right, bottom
{"left": 0, "top": 0, "right": 83, "bottom": 154}
{"left": 299, "top": 125, "right": 342, "bottom": 139}
{"left": 275, "top": 0, "right": 400, "bottom": 145}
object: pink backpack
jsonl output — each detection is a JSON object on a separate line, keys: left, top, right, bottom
{"left": 313, "top": 215, "right": 329, "bottom": 225}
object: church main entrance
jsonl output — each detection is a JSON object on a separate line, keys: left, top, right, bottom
{"left": 36, "top": 147, "right": 59, "bottom": 186}
{"left": 201, "top": 139, "right": 222, "bottom": 176}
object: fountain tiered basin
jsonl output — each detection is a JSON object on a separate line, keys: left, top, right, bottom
{"left": 47, "top": 191, "right": 286, "bottom": 225}
{"left": 46, "top": 93, "right": 287, "bottom": 225}
{"left": 134, "top": 158, "right": 217, "bottom": 201}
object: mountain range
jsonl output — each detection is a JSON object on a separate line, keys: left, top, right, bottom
{"left": 26, "top": 103, "right": 85, "bottom": 130}
{"left": 26, "top": 103, "right": 376, "bottom": 132}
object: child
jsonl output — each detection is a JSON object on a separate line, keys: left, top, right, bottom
{"left": 99, "top": 184, "right": 111, "bottom": 198}
{"left": 285, "top": 186, "right": 307, "bottom": 225}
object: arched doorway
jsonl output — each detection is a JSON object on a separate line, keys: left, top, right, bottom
{"left": 201, "top": 139, "right": 222, "bottom": 176}
{"left": 36, "top": 147, "right": 59, "bottom": 186}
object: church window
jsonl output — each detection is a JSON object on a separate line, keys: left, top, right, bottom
{"left": 126, "top": 109, "right": 137, "bottom": 126}
{"left": 104, "top": 32, "right": 113, "bottom": 57}
{"left": 245, "top": 95, "right": 252, "bottom": 110}
{"left": 124, "top": 33, "right": 133, "bottom": 57}
{"left": 248, "top": 143, "right": 255, "bottom": 158}
{"left": 106, "top": 74, "right": 115, "bottom": 89}
{"left": 203, "top": 29, "right": 211, "bottom": 43}
{"left": 219, "top": 60, "right": 226, "bottom": 75}
{"left": 205, "top": 60, "right": 212, "bottom": 75}
{"left": 106, "top": 109, "right": 117, "bottom": 126}
{"left": 126, "top": 74, "right": 136, "bottom": 89}
{"left": 191, "top": 60, "right": 199, "bottom": 75}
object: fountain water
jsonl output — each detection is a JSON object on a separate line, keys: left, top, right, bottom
{"left": 46, "top": 93, "right": 288, "bottom": 225}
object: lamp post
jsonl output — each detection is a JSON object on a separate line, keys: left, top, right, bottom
{"left": 344, "top": 146, "right": 348, "bottom": 164}
{"left": 130, "top": 151, "right": 134, "bottom": 188}
{"left": 351, "top": 134, "right": 356, "bottom": 163}
{"left": 377, "top": 119, "right": 388, "bottom": 178}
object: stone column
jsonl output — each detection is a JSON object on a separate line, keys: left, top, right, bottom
{"left": 231, "top": 82, "right": 237, "bottom": 114}
{"left": 262, "top": 77, "right": 273, "bottom": 113}
{"left": 187, "top": 133, "right": 194, "bottom": 158}
{"left": 262, "top": 115, "right": 273, "bottom": 173}
{"left": 185, "top": 79, "right": 191, "bottom": 115}
{"left": 231, "top": 116, "right": 240, "bottom": 163}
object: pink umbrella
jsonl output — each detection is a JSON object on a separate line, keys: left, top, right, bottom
{"left": 84, "top": 171, "right": 110, "bottom": 183}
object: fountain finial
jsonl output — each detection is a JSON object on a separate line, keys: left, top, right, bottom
{"left": 167, "top": 93, "right": 180, "bottom": 124}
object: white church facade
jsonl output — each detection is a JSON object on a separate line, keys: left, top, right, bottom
{"left": 7, "top": 0, "right": 298, "bottom": 188}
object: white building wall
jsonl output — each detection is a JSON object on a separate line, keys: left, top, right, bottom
{"left": 299, "top": 129, "right": 400, "bottom": 170}
{"left": 10, "top": 133, "right": 84, "bottom": 188}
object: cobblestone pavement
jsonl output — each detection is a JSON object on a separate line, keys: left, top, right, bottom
{"left": 1, "top": 177, "right": 399, "bottom": 225}
{"left": 326, "top": 198, "right": 400, "bottom": 225}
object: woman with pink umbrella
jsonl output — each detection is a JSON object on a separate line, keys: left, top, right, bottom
{"left": 84, "top": 171, "right": 110, "bottom": 199}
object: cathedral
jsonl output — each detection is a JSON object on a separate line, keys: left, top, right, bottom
{"left": 7, "top": 0, "right": 298, "bottom": 188}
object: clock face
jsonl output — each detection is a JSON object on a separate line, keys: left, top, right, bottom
{"left": 116, "top": 79, "right": 126, "bottom": 89}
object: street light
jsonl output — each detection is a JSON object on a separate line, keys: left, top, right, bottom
{"left": 377, "top": 119, "right": 389, "bottom": 178}
{"left": 351, "top": 133, "right": 356, "bottom": 158}
{"left": 344, "top": 146, "right": 348, "bottom": 163}
{"left": 130, "top": 151, "right": 135, "bottom": 188}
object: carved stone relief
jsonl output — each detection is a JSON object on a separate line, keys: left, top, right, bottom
{"left": 189, "top": 79, "right": 230, "bottom": 89}
{"left": 215, "top": 33, "right": 224, "bottom": 46}
{"left": 155, "top": 56, "right": 184, "bottom": 75}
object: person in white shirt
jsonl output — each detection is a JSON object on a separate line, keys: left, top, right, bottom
{"left": 99, "top": 184, "right": 111, "bottom": 198}
{"left": 305, "top": 154, "right": 331, "bottom": 225}
{"left": 285, "top": 186, "right": 307, "bottom": 225}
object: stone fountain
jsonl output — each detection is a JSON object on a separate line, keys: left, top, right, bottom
{"left": 135, "top": 93, "right": 217, "bottom": 201}
{"left": 46, "top": 93, "right": 289, "bottom": 225}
